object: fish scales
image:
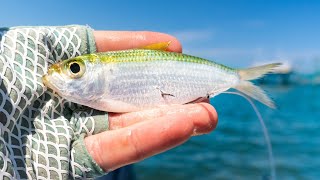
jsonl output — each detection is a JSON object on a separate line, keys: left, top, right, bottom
{"left": 42, "top": 48, "right": 279, "bottom": 112}
{"left": 98, "top": 52, "right": 239, "bottom": 108}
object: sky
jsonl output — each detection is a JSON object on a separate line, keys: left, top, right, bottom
{"left": 1, "top": 0, "right": 320, "bottom": 73}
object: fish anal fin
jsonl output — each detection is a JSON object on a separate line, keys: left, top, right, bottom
{"left": 186, "top": 97, "right": 207, "bottom": 104}
{"left": 140, "top": 41, "right": 171, "bottom": 51}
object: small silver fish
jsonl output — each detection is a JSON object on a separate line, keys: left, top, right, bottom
{"left": 42, "top": 42, "right": 280, "bottom": 112}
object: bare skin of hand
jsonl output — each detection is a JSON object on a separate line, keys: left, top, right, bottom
{"left": 84, "top": 31, "right": 218, "bottom": 172}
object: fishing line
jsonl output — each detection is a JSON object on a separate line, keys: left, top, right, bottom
{"left": 219, "top": 91, "right": 276, "bottom": 180}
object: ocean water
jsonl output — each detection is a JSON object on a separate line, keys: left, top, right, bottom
{"left": 135, "top": 84, "right": 320, "bottom": 180}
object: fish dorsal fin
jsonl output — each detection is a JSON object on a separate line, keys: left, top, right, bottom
{"left": 139, "top": 41, "right": 171, "bottom": 51}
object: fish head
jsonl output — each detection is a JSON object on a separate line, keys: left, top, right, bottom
{"left": 42, "top": 56, "right": 92, "bottom": 99}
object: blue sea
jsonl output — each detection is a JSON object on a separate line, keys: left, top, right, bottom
{"left": 134, "top": 84, "right": 320, "bottom": 179}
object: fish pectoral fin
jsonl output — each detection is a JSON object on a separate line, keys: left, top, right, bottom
{"left": 140, "top": 41, "right": 171, "bottom": 51}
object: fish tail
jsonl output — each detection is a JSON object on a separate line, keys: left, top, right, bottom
{"left": 235, "top": 63, "right": 281, "bottom": 108}
{"left": 238, "top": 63, "right": 281, "bottom": 80}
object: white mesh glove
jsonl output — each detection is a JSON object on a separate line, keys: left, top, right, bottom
{"left": 0, "top": 25, "right": 108, "bottom": 179}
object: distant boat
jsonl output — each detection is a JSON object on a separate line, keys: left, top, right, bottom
{"left": 252, "top": 61, "right": 293, "bottom": 85}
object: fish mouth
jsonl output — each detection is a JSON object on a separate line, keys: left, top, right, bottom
{"left": 42, "top": 62, "right": 63, "bottom": 92}
{"left": 42, "top": 75, "right": 59, "bottom": 92}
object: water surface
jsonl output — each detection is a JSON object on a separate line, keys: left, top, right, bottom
{"left": 136, "top": 84, "right": 320, "bottom": 179}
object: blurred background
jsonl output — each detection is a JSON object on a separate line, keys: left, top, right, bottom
{"left": 2, "top": 0, "right": 319, "bottom": 179}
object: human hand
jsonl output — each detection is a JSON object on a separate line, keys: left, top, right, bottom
{"left": 84, "top": 31, "right": 218, "bottom": 171}
{"left": 0, "top": 27, "right": 217, "bottom": 179}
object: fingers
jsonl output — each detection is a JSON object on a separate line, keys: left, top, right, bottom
{"left": 190, "top": 103, "right": 218, "bottom": 136}
{"left": 84, "top": 103, "right": 217, "bottom": 171}
{"left": 109, "top": 102, "right": 212, "bottom": 130}
{"left": 108, "top": 105, "right": 181, "bottom": 130}
{"left": 94, "top": 31, "right": 182, "bottom": 53}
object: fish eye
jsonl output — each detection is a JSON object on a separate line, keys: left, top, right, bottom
{"left": 67, "top": 60, "right": 86, "bottom": 79}
{"left": 70, "top": 62, "right": 80, "bottom": 74}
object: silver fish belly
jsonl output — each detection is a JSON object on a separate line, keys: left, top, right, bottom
{"left": 93, "top": 60, "right": 239, "bottom": 112}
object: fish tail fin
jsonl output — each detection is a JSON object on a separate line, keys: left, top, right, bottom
{"left": 235, "top": 81, "right": 276, "bottom": 108}
{"left": 235, "top": 63, "right": 281, "bottom": 108}
{"left": 238, "top": 63, "right": 281, "bottom": 80}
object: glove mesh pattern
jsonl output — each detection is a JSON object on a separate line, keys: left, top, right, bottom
{"left": 0, "top": 26, "right": 102, "bottom": 179}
